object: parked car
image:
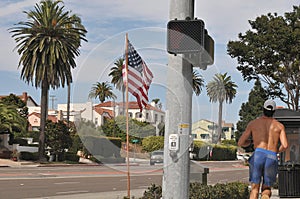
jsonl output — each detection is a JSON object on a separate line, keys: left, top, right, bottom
{"left": 150, "top": 150, "right": 164, "bottom": 165}
{"left": 237, "top": 153, "right": 251, "bottom": 161}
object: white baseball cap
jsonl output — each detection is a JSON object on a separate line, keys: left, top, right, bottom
{"left": 264, "top": 99, "right": 276, "bottom": 111}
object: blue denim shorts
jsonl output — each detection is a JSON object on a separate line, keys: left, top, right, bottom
{"left": 248, "top": 148, "right": 278, "bottom": 186}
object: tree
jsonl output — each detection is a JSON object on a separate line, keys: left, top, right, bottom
{"left": 151, "top": 98, "right": 160, "bottom": 104}
{"left": 45, "top": 120, "right": 72, "bottom": 161}
{"left": 101, "top": 116, "right": 156, "bottom": 141}
{"left": 89, "top": 81, "right": 116, "bottom": 103}
{"left": 0, "top": 103, "right": 27, "bottom": 135}
{"left": 235, "top": 79, "right": 268, "bottom": 142}
{"left": 206, "top": 73, "right": 237, "bottom": 143}
{"left": 9, "top": 0, "right": 87, "bottom": 161}
{"left": 227, "top": 6, "right": 300, "bottom": 110}
{"left": 109, "top": 58, "right": 125, "bottom": 114}
{"left": 0, "top": 94, "right": 28, "bottom": 118}
{"left": 193, "top": 69, "right": 205, "bottom": 96}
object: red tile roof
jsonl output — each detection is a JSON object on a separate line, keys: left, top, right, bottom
{"left": 95, "top": 101, "right": 164, "bottom": 113}
{"left": 94, "top": 107, "right": 114, "bottom": 118}
{"left": 28, "top": 112, "right": 58, "bottom": 123}
{"left": 0, "top": 92, "right": 38, "bottom": 106}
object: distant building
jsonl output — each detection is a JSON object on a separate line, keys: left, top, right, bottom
{"left": 27, "top": 112, "right": 58, "bottom": 131}
{"left": 192, "top": 119, "right": 234, "bottom": 142}
{"left": 0, "top": 92, "right": 39, "bottom": 107}
{"left": 0, "top": 92, "right": 40, "bottom": 149}
{"left": 57, "top": 101, "right": 165, "bottom": 127}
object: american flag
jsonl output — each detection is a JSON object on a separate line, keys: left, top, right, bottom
{"left": 122, "top": 40, "right": 153, "bottom": 112}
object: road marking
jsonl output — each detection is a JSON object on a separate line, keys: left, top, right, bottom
{"left": 56, "top": 190, "right": 89, "bottom": 195}
{"left": 54, "top": 182, "right": 80, "bottom": 185}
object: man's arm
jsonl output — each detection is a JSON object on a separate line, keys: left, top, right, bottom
{"left": 238, "top": 123, "right": 252, "bottom": 147}
{"left": 278, "top": 125, "right": 288, "bottom": 153}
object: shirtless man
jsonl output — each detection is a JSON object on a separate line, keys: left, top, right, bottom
{"left": 238, "top": 99, "right": 289, "bottom": 199}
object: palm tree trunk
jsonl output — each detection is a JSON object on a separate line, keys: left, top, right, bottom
{"left": 217, "top": 101, "right": 223, "bottom": 144}
{"left": 67, "top": 83, "right": 70, "bottom": 127}
{"left": 38, "top": 79, "right": 49, "bottom": 162}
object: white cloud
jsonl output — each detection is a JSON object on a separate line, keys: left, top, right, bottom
{"left": 0, "top": 0, "right": 38, "bottom": 17}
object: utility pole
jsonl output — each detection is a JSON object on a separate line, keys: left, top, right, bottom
{"left": 162, "top": 0, "right": 194, "bottom": 198}
{"left": 49, "top": 95, "right": 56, "bottom": 110}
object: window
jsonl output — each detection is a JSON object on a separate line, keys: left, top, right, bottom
{"left": 146, "top": 113, "right": 149, "bottom": 120}
{"left": 135, "top": 112, "right": 142, "bottom": 118}
{"left": 95, "top": 118, "right": 98, "bottom": 125}
{"left": 154, "top": 114, "right": 158, "bottom": 123}
{"left": 129, "top": 112, "right": 132, "bottom": 118}
{"left": 161, "top": 115, "right": 164, "bottom": 122}
{"left": 200, "top": 134, "right": 210, "bottom": 139}
{"left": 208, "top": 124, "right": 217, "bottom": 130}
{"left": 222, "top": 127, "right": 229, "bottom": 132}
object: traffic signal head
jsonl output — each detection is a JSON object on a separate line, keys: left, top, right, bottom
{"left": 167, "top": 19, "right": 205, "bottom": 54}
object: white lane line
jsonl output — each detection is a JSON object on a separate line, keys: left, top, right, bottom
{"left": 56, "top": 190, "right": 89, "bottom": 195}
{"left": 54, "top": 182, "right": 80, "bottom": 185}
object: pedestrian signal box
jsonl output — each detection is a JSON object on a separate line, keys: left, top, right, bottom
{"left": 167, "top": 19, "right": 205, "bottom": 54}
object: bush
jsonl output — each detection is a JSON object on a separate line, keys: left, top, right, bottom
{"left": 19, "top": 151, "right": 39, "bottom": 161}
{"left": 140, "top": 182, "right": 249, "bottom": 199}
{"left": 12, "top": 138, "right": 28, "bottom": 146}
{"left": 221, "top": 139, "right": 237, "bottom": 146}
{"left": 140, "top": 184, "right": 162, "bottom": 199}
{"left": 209, "top": 144, "right": 237, "bottom": 161}
{"left": 192, "top": 141, "right": 212, "bottom": 160}
{"left": 64, "top": 152, "right": 80, "bottom": 162}
{"left": 142, "top": 136, "right": 164, "bottom": 152}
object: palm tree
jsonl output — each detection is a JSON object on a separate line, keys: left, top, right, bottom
{"left": 206, "top": 73, "right": 237, "bottom": 143}
{"left": 0, "top": 103, "right": 27, "bottom": 135}
{"left": 109, "top": 58, "right": 125, "bottom": 114}
{"left": 89, "top": 82, "right": 116, "bottom": 103}
{"left": 193, "top": 69, "right": 205, "bottom": 96}
{"left": 9, "top": 0, "right": 87, "bottom": 161}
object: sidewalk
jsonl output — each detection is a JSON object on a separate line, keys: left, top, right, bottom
{"left": 0, "top": 158, "right": 40, "bottom": 167}
{"left": 24, "top": 189, "right": 145, "bottom": 199}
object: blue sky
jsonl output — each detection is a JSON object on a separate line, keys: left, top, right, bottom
{"left": 0, "top": 0, "right": 298, "bottom": 125}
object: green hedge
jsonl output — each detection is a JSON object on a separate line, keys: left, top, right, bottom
{"left": 140, "top": 182, "right": 249, "bottom": 199}
{"left": 142, "top": 136, "right": 164, "bottom": 152}
{"left": 12, "top": 138, "right": 28, "bottom": 146}
{"left": 64, "top": 152, "right": 80, "bottom": 162}
{"left": 192, "top": 141, "right": 237, "bottom": 161}
{"left": 189, "top": 182, "right": 249, "bottom": 199}
{"left": 210, "top": 144, "right": 237, "bottom": 161}
{"left": 19, "top": 151, "right": 39, "bottom": 161}
{"left": 81, "top": 136, "right": 122, "bottom": 158}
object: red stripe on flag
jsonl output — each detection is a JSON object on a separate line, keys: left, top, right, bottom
{"left": 122, "top": 40, "right": 153, "bottom": 111}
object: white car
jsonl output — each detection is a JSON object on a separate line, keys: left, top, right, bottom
{"left": 237, "top": 153, "right": 251, "bottom": 161}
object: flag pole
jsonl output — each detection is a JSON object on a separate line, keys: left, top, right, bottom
{"left": 125, "top": 32, "right": 131, "bottom": 198}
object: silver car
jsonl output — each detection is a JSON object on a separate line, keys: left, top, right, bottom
{"left": 150, "top": 150, "right": 164, "bottom": 165}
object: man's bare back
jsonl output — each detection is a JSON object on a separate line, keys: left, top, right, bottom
{"left": 238, "top": 116, "right": 288, "bottom": 153}
{"left": 238, "top": 100, "right": 289, "bottom": 199}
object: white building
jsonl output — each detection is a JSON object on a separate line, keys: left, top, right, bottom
{"left": 57, "top": 101, "right": 165, "bottom": 127}
{"left": 192, "top": 119, "right": 234, "bottom": 142}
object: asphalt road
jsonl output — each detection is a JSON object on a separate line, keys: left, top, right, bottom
{"left": 0, "top": 161, "right": 250, "bottom": 199}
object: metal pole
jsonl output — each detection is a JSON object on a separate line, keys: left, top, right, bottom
{"left": 162, "top": 0, "right": 194, "bottom": 198}
{"left": 124, "top": 33, "right": 131, "bottom": 198}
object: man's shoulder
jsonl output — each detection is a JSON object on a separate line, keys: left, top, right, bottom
{"left": 273, "top": 119, "right": 285, "bottom": 127}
